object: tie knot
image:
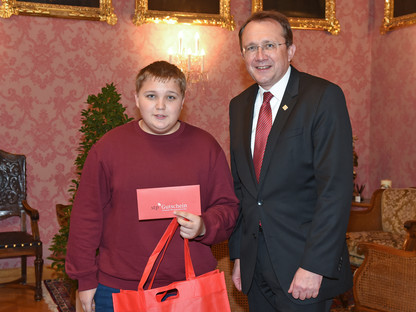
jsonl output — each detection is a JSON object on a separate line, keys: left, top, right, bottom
{"left": 263, "top": 92, "right": 273, "bottom": 104}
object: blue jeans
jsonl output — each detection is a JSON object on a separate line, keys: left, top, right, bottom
{"left": 94, "top": 283, "right": 120, "bottom": 312}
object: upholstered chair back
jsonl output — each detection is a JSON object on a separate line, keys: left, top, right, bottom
{"left": 381, "top": 188, "right": 416, "bottom": 236}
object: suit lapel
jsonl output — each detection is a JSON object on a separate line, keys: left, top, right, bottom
{"left": 258, "top": 67, "right": 300, "bottom": 185}
{"left": 237, "top": 84, "right": 259, "bottom": 196}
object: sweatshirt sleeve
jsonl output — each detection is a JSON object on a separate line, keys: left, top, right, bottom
{"left": 198, "top": 146, "right": 239, "bottom": 246}
{"left": 65, "top": 146, "right": 111, "bottom": 291}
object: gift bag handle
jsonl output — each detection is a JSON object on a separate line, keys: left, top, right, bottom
{"left": 139, "top": 218, "right": 196, "bottom": 291}
{"left": 184, "top": 238, "right": 196, "bottom": 279}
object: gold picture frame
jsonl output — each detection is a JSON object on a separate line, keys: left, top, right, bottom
{"left": 0, "top": 0, "right": 117, "bottom": 25}
{"left": 252, "top": 0, "right": 340, "bottom": 35}
{"left": 381, "top": 0, "right": 416, "bottom": 33}
{"left": 133, "top": 0, "right": 235, "bottom": 30}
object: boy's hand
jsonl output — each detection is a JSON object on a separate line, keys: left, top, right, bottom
{"left": 174, "top": 211, "right": 205, "bottom": 239}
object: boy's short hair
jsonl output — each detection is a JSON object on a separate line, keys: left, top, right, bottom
{"left": 135, "top": 61, "right": 186, "bottom": 97}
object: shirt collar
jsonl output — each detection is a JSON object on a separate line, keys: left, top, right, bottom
{"left": 258, "top": 66, "right": 291, "bottom": 101}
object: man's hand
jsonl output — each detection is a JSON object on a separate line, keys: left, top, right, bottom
{"left": 78, "top": 288, "right": 96, "bottom": 312}
{"left": 288, "top": 267, "right": 323, "bottom": 300}
{"left": 174, "top": 211, "right": 206, "bottom": 239}
{"left": 232, "top": 259, "right": 242, "bottom": 291}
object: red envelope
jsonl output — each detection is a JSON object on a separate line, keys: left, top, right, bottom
{"left": 137, "top": 185, "right": 201, "bottom": 220}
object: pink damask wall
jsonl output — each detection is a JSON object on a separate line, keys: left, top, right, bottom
{"left": 0, "top": 0, "right": 415, "bottom": 268}
{"left": 370, "top": 3, "right": 416, "bottom": 192}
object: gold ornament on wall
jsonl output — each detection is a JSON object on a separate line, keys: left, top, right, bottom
{"left": 0, "top": 0, "right": 117, "bottom": 25}
{"left": 133, "top": 0, "right": 235, "bottom": 30}
{"left": 251, "top": 0, "right": 340, "bottom": 35}
{"left": 381, "top": 0, "right": 416, "bottom": 33}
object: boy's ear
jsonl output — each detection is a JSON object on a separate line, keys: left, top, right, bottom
{"left": 134, "top": 93, "right": 140, "bottom": 108}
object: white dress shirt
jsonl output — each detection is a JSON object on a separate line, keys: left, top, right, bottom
{"left": 251, "top": 67, "right": 291, "bottom": 155}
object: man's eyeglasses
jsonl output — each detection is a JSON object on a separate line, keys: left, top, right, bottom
{"left": 242, "top": 41, "right": 287, "bottom": 56}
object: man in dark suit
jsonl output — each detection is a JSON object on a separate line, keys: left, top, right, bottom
{"left": 228, "top": 11, "right": 353, "bottom": 311}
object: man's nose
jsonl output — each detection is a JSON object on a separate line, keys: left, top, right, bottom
{"left": 255, "top": 46, "right": 267, "bottom": 59}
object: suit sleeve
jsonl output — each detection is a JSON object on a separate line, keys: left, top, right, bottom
{"left": 300, "top": 83, "right": 353, "bottom": 278}
{"left": 228, "top": 147, "right": 243, "bottom": 260}
{"left": 228, "top": 99, "right": 245, "bottom": 260}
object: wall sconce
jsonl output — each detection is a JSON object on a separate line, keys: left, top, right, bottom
{"left": 168, "top": 31, "right": 207, "bottom": 83}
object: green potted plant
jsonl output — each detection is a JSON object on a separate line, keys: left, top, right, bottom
{"left": 48, "top": 83, "right": 133, "bottom": 287}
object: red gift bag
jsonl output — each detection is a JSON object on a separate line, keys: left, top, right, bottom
{"left": 113, "top": 219, "right": 231, "bottom": 312}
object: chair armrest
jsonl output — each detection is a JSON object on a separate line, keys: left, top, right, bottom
{"left": 347, "top": 189, "right": 385, "bottom": 232}
{"left": 354, "top": 242, "right": 416, "bottom": 312}
{"left": 22, "top": 200, "right": 41, "bottom": 241}
{"left": 357, "top": 241, "right": 416, "bottom": 257}
{"left": 404, "top": 219, "right": 416, "bottom": 251}
{"left": 22, "top": 200, "right": 39, "bottom": 220}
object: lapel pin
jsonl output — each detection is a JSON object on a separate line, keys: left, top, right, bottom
{"left": 283, "top": 105, "right": 288, "bottom": 111}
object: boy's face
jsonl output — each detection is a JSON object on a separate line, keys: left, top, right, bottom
{"left": 135, "top": 77, "right": 184, "bottom": 135}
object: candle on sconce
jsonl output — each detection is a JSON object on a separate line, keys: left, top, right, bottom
{"left": 178, "top": 31, "right": 184, "bottom": 55}
{"left": 187, "top": 48, "right": 192, "bottom": 71}
{"left": 200, "top": 49, "right": 205, "bottom": 72}
{"left": 194, "top": 32, "right": 200, "bottom": 54}
{"left": 168, "top": 47, "right": 174, "bottom": 63}
{"left": 167, "top": 31, "right": 207, "bottom": 82}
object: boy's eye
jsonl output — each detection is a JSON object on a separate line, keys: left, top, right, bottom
{"left": 167, "top": 95, "right": 176, "bottom": 100}
{"left": 146, "top": 94, "right": 155, "bottom": 99}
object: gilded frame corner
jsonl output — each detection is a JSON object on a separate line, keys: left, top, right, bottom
{"left": 381, "top": 0, "right": 416, "bottom": 34}
{"left": 133, "top": 0, "right": 235, "bottom": 31}
{"left": 252, "top": 0, "right": 340, "bottom": 35}
{"left": 0, "top": 0, "right": 117, "bottom": 25}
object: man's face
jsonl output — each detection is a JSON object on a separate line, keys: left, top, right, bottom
{"left": 241, "top": 19, "right": 296, "bottom": 90}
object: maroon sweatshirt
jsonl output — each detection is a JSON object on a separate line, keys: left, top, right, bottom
{"left": 66, "top": 121, "right": 239, "bottom": 291}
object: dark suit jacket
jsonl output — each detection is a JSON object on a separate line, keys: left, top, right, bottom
{"left": 228, "top": 66, "right": 353, "bottom": 304}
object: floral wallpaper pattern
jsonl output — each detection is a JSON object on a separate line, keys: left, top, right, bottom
{"left": 0, "top": 0, "right": 415, "bottom": 268}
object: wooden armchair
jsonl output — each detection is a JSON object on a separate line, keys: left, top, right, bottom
{"left": 353, "top": 243, "right": 416, "bottom": 311}
{"left": 346, "top": 188, "right": 416, "bottom": 267}
{"left": 0, "top": 150, "right": 43, "bottom": 300}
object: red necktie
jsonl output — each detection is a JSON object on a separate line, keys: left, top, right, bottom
{"left": 253, "top": 92, "right": 273, "bottom": 182}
